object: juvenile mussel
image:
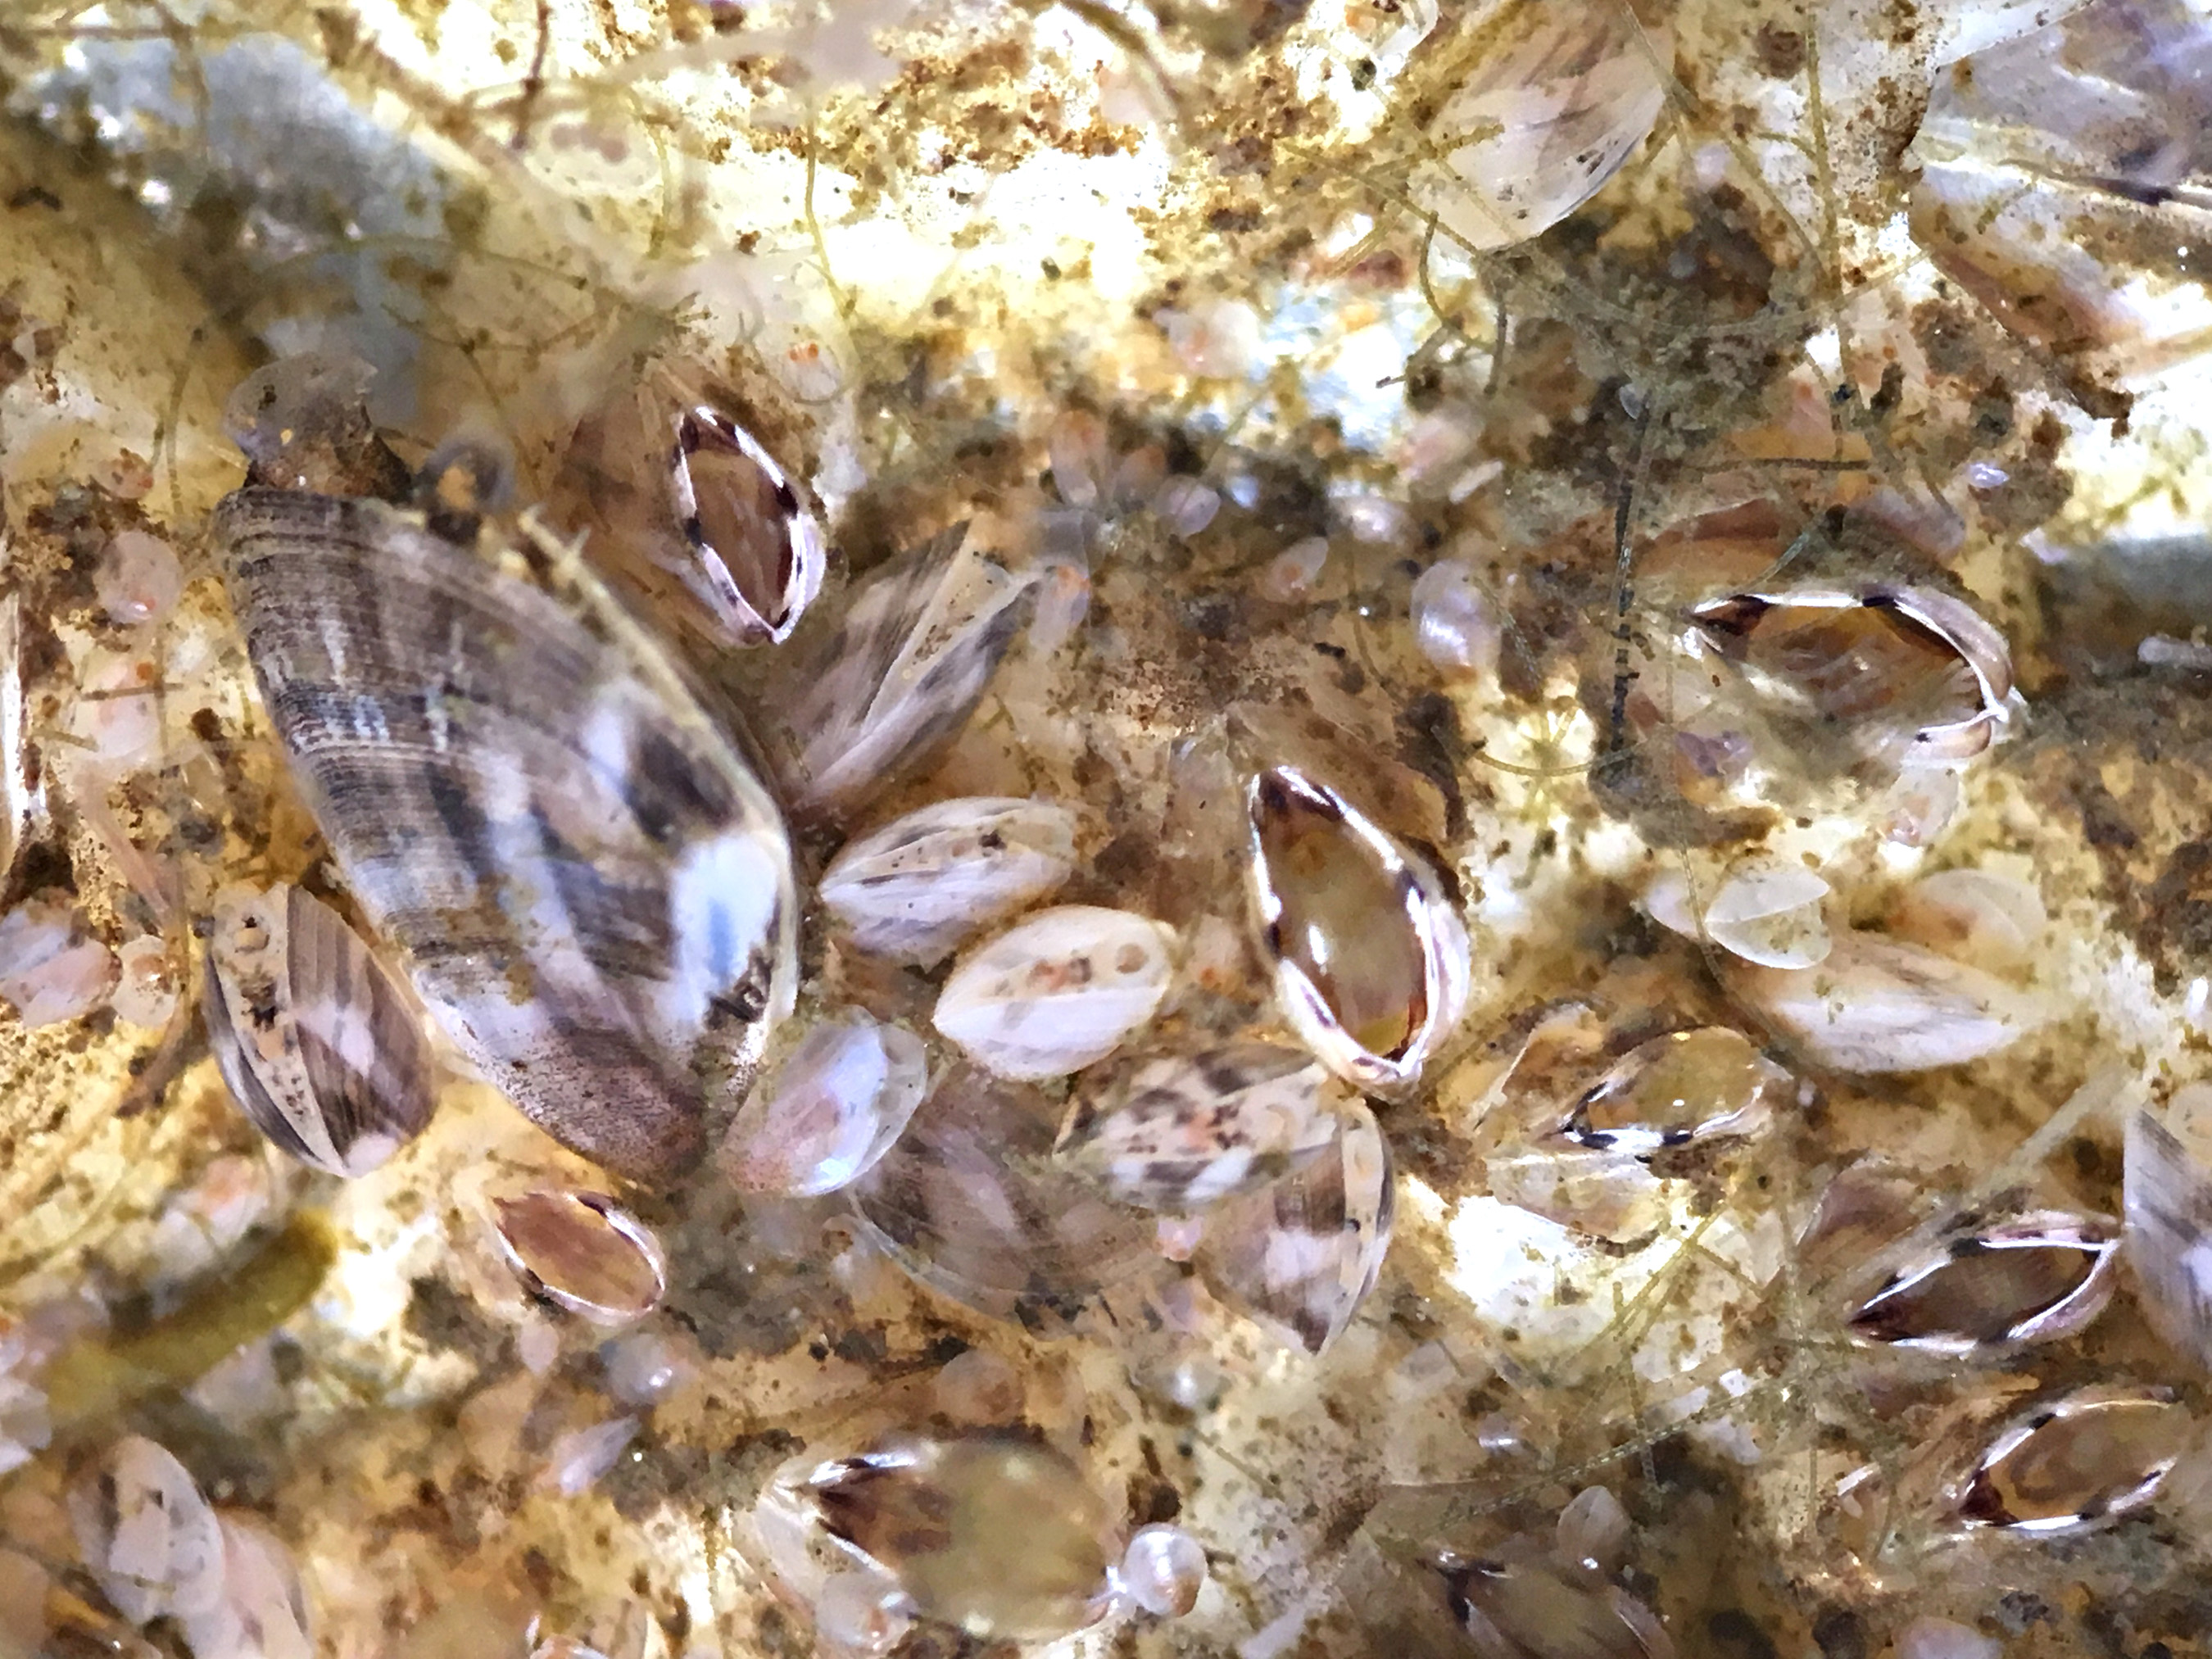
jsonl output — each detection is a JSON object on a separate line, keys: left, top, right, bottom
{"left": 754, "top": 1429, "right": 1118, "bottom": 1643}
{"left": 1245, "top": 765, "right": 1470, "bottom": 1095}
{"left": 1951, "top": 1385, "right": 2192, "bottom": 1533}
{"left": 820, "top": 796, "right": 1081, "bottom": 966}
{"left": 1845, "top": 1210, "right": 2119, "bottom": 1354}
{"left": 202, "top": 881, "right": 436, "bottom": 1178}
{"left": 211, "top": 357, "right": 800, "bottom": 1184}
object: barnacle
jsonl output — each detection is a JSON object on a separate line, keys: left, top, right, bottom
{"left": 4, "top": 0, "right": 2212, "bottom": 1655}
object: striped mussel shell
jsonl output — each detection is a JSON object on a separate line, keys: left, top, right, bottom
{"left": 1054, "top": 1040, "right": 1346, "bottom": 1213}
{"left": 2124, "top": 1092, "right": 2212, "bottom": 1370}
{"left": 1844, "top": 1209, "right": 2120, "bottom": 1354}
{"left": 202, "top": 881, "right": 437, "bottom": 1178}
{"left": 1685, "top": 584, "right": 2015, "bottom": 770}
{"left": 553, "top": 356, "right": 826, "bottom": 648}
{"left": 1194, "top": 1099, "right": 1395, "bottom": 1354}
{"left": 1245, "top": 766, "right": 1471, "bottom": 1095}
{"left": 1951, "top": 1385, "right": 2192, "bottom": 1534}
{"left": 766, "top": 524, "right": 1036, "bottom": 819}
{"left": 212, "top": 482, "right": 799, "bottom": 1185}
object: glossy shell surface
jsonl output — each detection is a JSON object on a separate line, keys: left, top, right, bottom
{"left": 1954, "top": 1386, "right": 2190, "bottom": 1532}
{"left": 1245, "top": 765, "right": 1471, "bottom": 1095}
{"left": 1846, "top": 1211, "right": 2119, "bottom": 1353}
{"left": 489, "top": 1188, "right": 668, "bottom": 1325}
{"left": 213, "top": 487, "right": 799, "bottom": 1183}
{"left": 719, "top": 1009, "right": 929, "bottom": 1196}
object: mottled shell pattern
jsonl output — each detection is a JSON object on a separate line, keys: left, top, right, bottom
{"left": 820, "top": 796, "right": 1081, "bottom": 966}
{"left": 1245, "top": 765, "right": 1471, "bottom": 1095}
{"left": 1054, "top": 1040, "right": 1344, "bottom": 1213}
{"left": 213, "top": 484, "right": 799, "bottom": 1185}
{"left": 202, "top": 881, "right": 437, "bottom": 1178}
{"left": 1195, "top": 1099, "right": 1396, "bottom": 1354}
{"left": 932, "top": 904, "right": 1178, "bottom": 1081}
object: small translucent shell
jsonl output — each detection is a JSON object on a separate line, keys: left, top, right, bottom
{"left": 1439, "top": 1552, "right": 1676, "bottom": 1659}
{"left": 1410, "top": 559, "right": 1502, "bottom": 678}
{"left": 773, "top": 526, "right": 1036, "bottom": 818}
{"left": 180, "top": 1514, "right": 313, "bottom": 1659}
{"left": 760, "top": 1431, "right": 1116, "bottom": 1642}
{"left": 1687, "top": 584, "right": 2014, "bottom": 768}
{"left": 851, "top": 1066, "right": 1158, "bottom": 1332}
{"left": 1955, "top": 1386, "right": 2191, "bottom": 1533}
{"left": 1887, "top": 868, "right": 2047, "bottom": 977}
{"left": 1246, "top": 766, "right": 1471, "bottom": 1095}
{"left": 0, "top": 592, "right": 42, "bottom": 892}
{"left": 718, "top": 1010, "right": 928, "bottom": 1197}
{"left": 1700, "top": 856, "right": 1832, "bottom": 970}
{"left": 1558, "top": 1027, "right": 1787, "bottom": 1154}
{"left": 1412, "top": 0, "right": 1669, "bottom": 254}
{"left": 0, "top": 895, "right": 116, "bottom": 1027}
{"left": 820, "top": 797, "right": 1081, "bottom": 966}
{"left": 2124, "top": 1098, "right": 2212, "bottom": 1370}
{"left": 1054, "top": 1040, "right": 1342, "bottom": 1212}
{"left": 1196, "top": 1099, "right": 1395, "bottom": 1354}
{"left": 933, "top": 905, "right": 1177, "bottom": 1081}
{"left": 1118, "top": 1524, "right": 1206, "bottom": 1618}
{"left": 1847, "top": 1212, "right": 2119, "bottom": 1353}
{"left": 202, "top": 882, "right": 436, "bottom": 1179}
{"left": 489, "top": 1190, "right": 668, "bottom": 1326}
{"left": 67, "top": 1435, "right": 226, "bottom": 1626}
{"left": 1723, "top": 930, "right": 2046, "bottom": 1073}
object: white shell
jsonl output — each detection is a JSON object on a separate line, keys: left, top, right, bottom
{"left": 773, "top": 527, "right": 1036, "bottom": 818}
{"left": 1412, "top": 1, "right": 1668, "bottom": 253}
{"left": 1723, "top": 930, "right": 2047, "bottom": 1073}
{"left": 1054, "top": 1041, "right": 1343, "bottom": 1212}
{"left": 1701, "top": 855, "right": 1832, "bottom": 969}
{"left": 821, "top": 797, "right": 1081, "bottom": 966}
{"left": 67, "top": 1435, "right": 227, "bottom": 1626}
{"left": 1410, "top": 559, "right": 1503, "bottom": 678}
{"left": 1246, "top": 766, "right": 1471, "bottom": 1095}
{"left": 1196, "top": 1099, "right": 1394, "bottom": 1354}
{"left": 0, "top": 895, "right": 116, "bottom": 1027}
{"left": 0, "top": 592, "right": 44, "bottom": 891}
{"left": 719, "top": 1010, "right": 929, "bottom": 1196}
{"left": 1118, "top": 1525, "right": 1206, "bottom": 1618}
{"left": 933, "top": 905, "right": 1176, "bottom": 1081}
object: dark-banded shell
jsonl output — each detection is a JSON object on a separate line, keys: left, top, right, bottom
{"left": 1846, "top": 1210, "right": 2119, "bottom": 1353}
{"left": 1196, "top": 1099, "right": 1395, "bottom": 1353}
{"left": 555, "top": 363, "right": 825, "bottom": 647}
{"left": 202, "top": 881, "right": 436, "bottom": 1178}
{"left": 769, "top": 525, "right": 1034, "bottom": 818}
{"left": 1054, "top": 1040, "right": 1343, "bottom": 1212}
{"left": 850, "top": 1064, "right": 1157, "bottom": 1334}
{"left": 1954, "top": 1385, "right": 2190, "bottom": 1533}
{"left": 213, "top": 486, "right": 798, "bottom": 1184}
